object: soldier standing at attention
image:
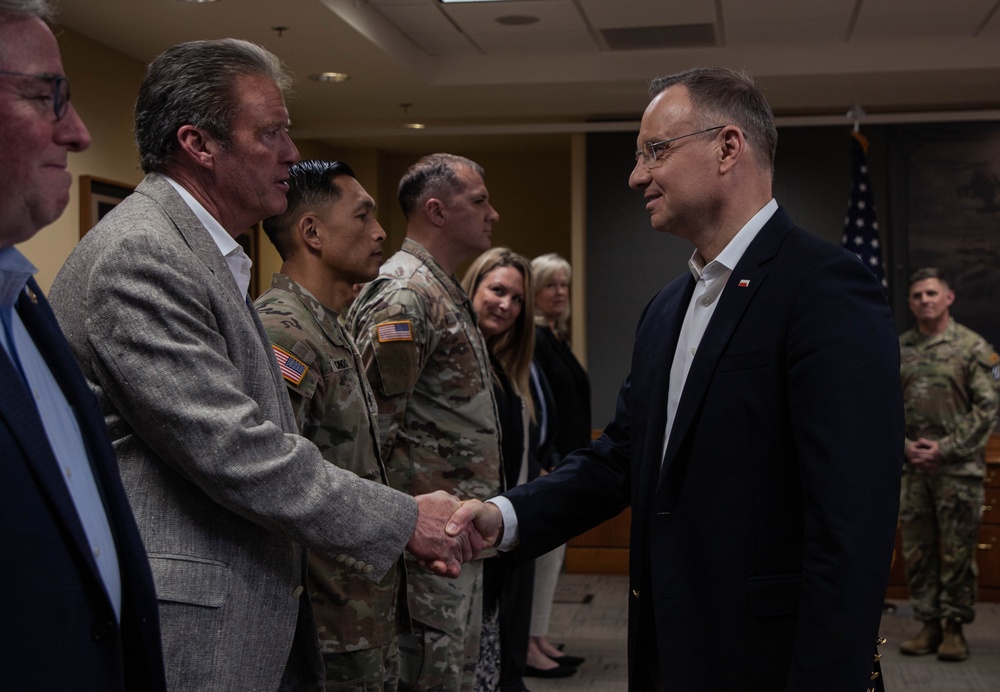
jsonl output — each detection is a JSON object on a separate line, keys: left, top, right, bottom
{"left": 347, "top": 153, "right": 502, "bottom": 691}
{"left": 899, "top": 267, "right": 1000, "bottom": 661}
{"left": 255, "top": 160, "right": 402, "bottom": 689}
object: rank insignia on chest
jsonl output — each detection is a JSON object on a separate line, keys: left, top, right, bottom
{"left": 377, "top": 321, "right": 413, "bottom": 343}
{"left": 271, "top": 344, "right": 308, "bottom": 386}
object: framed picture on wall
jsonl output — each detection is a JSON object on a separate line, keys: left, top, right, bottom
{"left": 79, "top": 175, "right": 134, "bottom": 238}
{"left": 890, "top": 122, "right": 1000, "bottom": 351}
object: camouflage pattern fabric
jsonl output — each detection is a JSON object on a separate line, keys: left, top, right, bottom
{"left": 899, "top": 318, "right": 999, "bottom": 624}
{"left": 256, "top": 273, "right": 401, "bottom": 689}
{"left": 899, "top": 319, "right": 999, "bottom": 478}
{"left": 323, "top": 642, "right": 401, "bottom": 692}
{"left": 347, "top": 239, "right": 502, "bottom": 691}
{"left": 900, "top": 474, "right": 984, "bottom": 623}
{"left": 397, "top": 561, "right": 484, "bottom": 691}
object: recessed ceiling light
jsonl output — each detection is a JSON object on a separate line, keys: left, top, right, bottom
{"left": 439, "top": 1, "right": 508, "bottom": 4}
{"left": 402, "top": 123, "right": 426, "bottom": 129}
{"left": 175, "top": 0, "right": 220, "bottom": 4}
{"left": 496, "top": 15, "right": 540, "bottom": 26}
{"left": 310, "top": 72, "right": 350, "bottom": 83}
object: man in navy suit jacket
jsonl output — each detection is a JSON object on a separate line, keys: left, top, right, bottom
{"left": 451, "top": 67, "right": 902, "bottom": 691}
{"left": 0, "top": 1, "right": 165, "bottom": 688}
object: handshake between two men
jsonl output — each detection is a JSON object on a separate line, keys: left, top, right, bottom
{"left": 405, "top": 493, "right": 506, "bottom": 577}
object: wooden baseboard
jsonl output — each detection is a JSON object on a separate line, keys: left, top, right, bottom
{"left": 564, "top": 546, "right": 629, "bottom": 574}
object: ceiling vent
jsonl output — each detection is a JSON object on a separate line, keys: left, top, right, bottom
{"left": 601, "top": 23, "right": 717, "bottom": 51}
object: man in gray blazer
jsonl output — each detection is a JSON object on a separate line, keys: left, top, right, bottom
{"left": 50, "top": 39, "right": 479, "bottom": 691}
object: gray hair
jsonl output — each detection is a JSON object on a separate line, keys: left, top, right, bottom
{"left": 397, "top": 153, "right": 485, "bottom": 219}
{"left": 134, "top": 38, "right": 292, "bottom": 173}
{"left": 649, "top": 67, "right": 777, "bottom": 175}
{"left": 531, "top": 253, "right": 573, "bottom": 334}
{"left": 908, "top": 267, "right": 950, "bottom": 289}
{"left": 0, "top": 0, "right": 52, "bottom": 22}
{"left": 0, "top": 0, "right": 53, "bottom": 66}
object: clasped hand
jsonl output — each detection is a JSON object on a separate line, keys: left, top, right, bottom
{"left": 405, "top": 492, "right": 505, "bottom": 577}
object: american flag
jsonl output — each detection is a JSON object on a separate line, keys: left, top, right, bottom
{"left": 377, "top": 321, "right": 412, "bottom": 343}
{"left": 842, "top": 130, "right": 888, "bottom": 291}
{"left": 271, "top": 344, "right": 307, "bottom": 386}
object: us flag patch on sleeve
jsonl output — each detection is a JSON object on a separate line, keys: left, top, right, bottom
{"left": 377, "top": 321, "right": 413, "bottom": 343}
{"left": 271, "top": 344, "right": 308, "bottom": 386}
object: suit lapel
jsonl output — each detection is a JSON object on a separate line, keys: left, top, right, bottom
{"left": 657, "top": 209, "right": 792, "bottom": 485}
{"left": 139, "top": 174, "right": 296, "bottom": 432}
{"left": 636, "top": 275, "right": 694, "bottom": 510}
{"left": 138, "top": 174, "right": 239, "bottom": 294}
{"left": 2, "top": 284, "right": 105, "bottom": 584}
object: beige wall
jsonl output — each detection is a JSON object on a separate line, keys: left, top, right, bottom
{"left": 371, "top": 150, "right": 573, "bottom": 279}
{"left": 22, "top": 29, "right": 575, "bottom": 306}
{"left": 21, "top": 27, "right": 145, "bottom": 290}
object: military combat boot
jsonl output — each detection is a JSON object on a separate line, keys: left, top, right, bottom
{"left": 899, "top": 620, "right": 942, "bottom": 655}
{"left": 936, "top": 620, "right": 969, "bottom": 661}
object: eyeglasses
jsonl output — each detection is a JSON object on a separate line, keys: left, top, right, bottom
{"left": 634, "top": 125, "right": 724, "bottom": 169}
{"left": 0, "top": 70, "right": 71, "bottom": 121}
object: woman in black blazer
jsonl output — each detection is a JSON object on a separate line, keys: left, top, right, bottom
{"left": 526, "top": 253, "right": 591, "bottom": 676}
{"left": 464, "top": 248, "right": 547, "bottom": 690}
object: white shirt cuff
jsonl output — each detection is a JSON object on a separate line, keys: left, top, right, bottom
{"left": 486, "top": 496, "right": 519, "bottom": 551}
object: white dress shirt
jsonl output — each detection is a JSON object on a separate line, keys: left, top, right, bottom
{"left": 660, "top": 199, "right": 777, "bottom": 464}
{"left": 0, "top": 246, "right": 122, "bottom": 619}
{"left": 492, "top": 199, "right": 778, "bottom": 550}
{"left": 163, "top": 176, "right": 253, "bottom": 296}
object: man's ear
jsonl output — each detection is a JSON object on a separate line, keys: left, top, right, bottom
{"left": 176, "top": 125, "right": 217, "bottom": 169}
{"left": 718, "top": 126, "right": 746, "bottom": 174}
{"left": 425, "top": 197, "right": 447, "bottom": 228}
{"left": 299, "top": 215, "right": 322, "bottom": 252}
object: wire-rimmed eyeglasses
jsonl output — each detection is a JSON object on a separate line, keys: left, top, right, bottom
{"left": 0, "top": 70, "right": 71, "bottom": 121}
{"left": 634, "top": 125, "right": 724, "bottom": 169}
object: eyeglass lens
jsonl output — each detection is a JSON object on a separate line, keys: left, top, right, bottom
{"left": 54, "top": 76, "right": 69, "bottom": 121}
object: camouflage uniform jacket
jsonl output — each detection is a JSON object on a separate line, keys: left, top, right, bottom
{"left": 256, "top": 273, "right": 399, "bottom": 652}
{"left": 900, "top": 318, "right": 1000, "bottom": 478}
{"left": 346, "top": 238, "right": 503, "bottom": 502}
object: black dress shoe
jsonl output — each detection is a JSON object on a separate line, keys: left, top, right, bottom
{"left": 551, "top": 654, "right": 586, "bottom": 667}
{"left": 524, "top": 664, "right": 577, "bottom": 678}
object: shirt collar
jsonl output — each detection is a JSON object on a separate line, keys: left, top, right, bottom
{"left": 162, "top": 175, "right": 252, "bottom": 296}
{"left": 162, "top": 175, "right": 242, "bottom": 256}
{"left": 688, "top": 198, "right": 778, "bottom": 281}
{"left": 0, "top": 246, "right": 37, "bottom": 308}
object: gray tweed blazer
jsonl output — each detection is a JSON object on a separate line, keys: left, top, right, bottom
{"left": 50, "top": 173, "right": 417, "bottom": 691}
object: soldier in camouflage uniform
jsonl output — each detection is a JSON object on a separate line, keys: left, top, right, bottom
{"left": 255, "top": 160, "right": 403, "bottom": 691}
{"left": 347, "top": 154, "right": 503, "bottom": 692}
{"left": 898, "top": 267, "right": 1000, "bottom": 662}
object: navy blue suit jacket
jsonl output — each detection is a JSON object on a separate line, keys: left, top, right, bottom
{"left": 505, "top": 208, "right": 903, "bottom": 691}
{"left": 0, "top": 278, "right": 165, "bottom": 690}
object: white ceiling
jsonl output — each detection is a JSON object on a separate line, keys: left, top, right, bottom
{"left": 55, "top": 0, "right": 1000, "bottom": 150}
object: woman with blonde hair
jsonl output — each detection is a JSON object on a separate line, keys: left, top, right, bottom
{"left": 463, "top": 247, "right": 557, "bottom": 690}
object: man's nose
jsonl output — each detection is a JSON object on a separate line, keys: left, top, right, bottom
{"left": 628, "top": 160, "right": 650, "bottom": 189}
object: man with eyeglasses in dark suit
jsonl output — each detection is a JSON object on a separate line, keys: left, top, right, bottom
{"left": 0, "top": 1, "right": 165, "bottom": 689}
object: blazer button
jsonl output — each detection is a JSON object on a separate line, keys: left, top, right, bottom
{"left": 354, "top": 561, "right": 366, "bottom": 571}
{"left": 345, "top": 557, "right": 357, "bottom": 567}
{"left": 91, "top": 620, "right": 115, "bottom": 642}
{"left": 364, "top": 564, "right": 374, "bottom": 574}
{"left": 292, "top": 585, "right": 304, "bottom": 599}
{"left": 336, "top": 554, "right": 348, "bottom": 563}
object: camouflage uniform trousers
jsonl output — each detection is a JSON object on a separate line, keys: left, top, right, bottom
{"left": 323, "top": 638, "right": 400, "bottom": 692}
{"left": 899, "top": 471, "right": 985, "bottom": 623}
{"left": 398, "top": 559, "right": 484, "bottom": 692}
